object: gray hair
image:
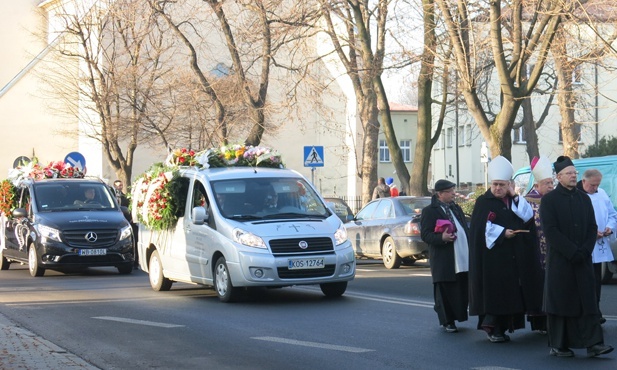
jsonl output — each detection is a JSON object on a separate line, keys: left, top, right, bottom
{"left": 583, "top": 168, "right": 602, "bottom": 180}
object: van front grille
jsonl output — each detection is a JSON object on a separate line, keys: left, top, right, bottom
{"left": 269, "top": 237, "right": 334, "bottom": 256}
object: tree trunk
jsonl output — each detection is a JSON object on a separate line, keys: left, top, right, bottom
{"left": 410, "top": 0, "right": 436, "bottom": 196}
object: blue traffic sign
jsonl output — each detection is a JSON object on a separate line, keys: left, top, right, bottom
{"left": 64, "top": 152, "right": 86, "bottom": 171}
{"left": 304, "top": 146, "right": 324, "bottom": 167}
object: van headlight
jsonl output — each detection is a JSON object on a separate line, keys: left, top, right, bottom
{"left": 37, "top": 225, "right": 61, "bottom": 242}
{"left": 233, "top": 228, "right": 266, "bottom": 249}
{"left": 334, "top": 224, "right": 348, "bottom": 245}
{"left": 119, "top": 225, "right": 132, "bottom": 241}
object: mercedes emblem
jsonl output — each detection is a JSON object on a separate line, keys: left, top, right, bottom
{"left": 298, "top": 240, "right": 308, "bottom": 249}
{"left": 85, "top": 232, "right": 98, "bottom": 243}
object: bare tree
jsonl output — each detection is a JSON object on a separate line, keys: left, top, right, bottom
{"left": 433, "top": 0, "right": 568, "bottom": 160}
{"left": 550, "top": 2, "right": 617, "bottom": 158}
{"left": 41, "top": 0, "right": 175, "bottom": 184}
{"left": 317, "top": 0, "right": 411, "bottom": 203}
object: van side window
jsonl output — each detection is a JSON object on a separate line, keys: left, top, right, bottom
{"left": 192, "top": 180, "right": 209, "bottom": 208}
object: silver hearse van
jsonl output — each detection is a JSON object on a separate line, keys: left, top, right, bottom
{"left": 134, "top": 167, "right": 355, "bottom": 302}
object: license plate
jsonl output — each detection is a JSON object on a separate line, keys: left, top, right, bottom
{"left": 288, "top": 258, "right": 325, "bottom": 270}
{"left": 79, "top": 249, "right": 107, "bottom": 256}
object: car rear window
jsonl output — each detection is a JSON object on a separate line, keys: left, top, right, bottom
{"left": 399, "top": 198, "right": 430, "bottom": 215}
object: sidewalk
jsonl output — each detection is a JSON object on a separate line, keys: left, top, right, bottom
{"left": 0, "top": 311, "right": 98, "bottom": 369}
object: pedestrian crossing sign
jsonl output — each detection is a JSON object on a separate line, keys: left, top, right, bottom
{"left": 304, "top": 146, "right": 324, "bottom": 167}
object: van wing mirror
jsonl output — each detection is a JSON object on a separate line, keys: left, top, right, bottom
{"left": 192, "top": 206, "right": 209, "bottom": 225}
{"left": 12, "top": 208, "right": 27, "bottom": 219}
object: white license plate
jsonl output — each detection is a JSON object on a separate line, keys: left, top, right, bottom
{"left": 288, "top": 258, "right": 325, "bottom": 270}
{"left": 79, "top": 249, "right": 107, "bottom": 256}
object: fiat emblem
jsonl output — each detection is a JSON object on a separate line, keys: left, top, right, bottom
{"left": 298, "top": 240, "right": 308, "bottom": 249}
{"left": 85, "top": 232, "right": 98, "bottom": 243}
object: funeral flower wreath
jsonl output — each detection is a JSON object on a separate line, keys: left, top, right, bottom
{"left": 134, "top": 145, "right": 284, "bottom": 231}
{"left": 0, "top": 159, "right": 85, "bottom": 218}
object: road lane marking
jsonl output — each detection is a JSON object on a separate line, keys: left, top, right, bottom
{"left": 294, "top": 286, "right": 434, "bottom": 308}
{"left": 92, "top": 316, "right": 184, "bottom": 328}
{"left": 252, "top": 336, "right": 374, "bottom": 353}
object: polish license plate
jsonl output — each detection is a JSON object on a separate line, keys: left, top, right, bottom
{"left": 79, "top": 249, "right": 107, "bottom": 256}
{"left": 288, "top": 258, "right": 325, "bottom": 270}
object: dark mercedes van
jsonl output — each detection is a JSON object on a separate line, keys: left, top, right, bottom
{"left": 0, "top": 178, "right": 134, "bottom": 276}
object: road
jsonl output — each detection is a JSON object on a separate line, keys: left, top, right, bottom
{"left": 0, "top": 260, "right": 616, "bottom": 369}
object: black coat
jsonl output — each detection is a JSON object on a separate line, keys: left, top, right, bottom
{"left": 468, "top": 190, "right": 544, "bottom": 317}
{"left": 420, "top": 195, "right": 470, "bottom": 283}
{"left": 539, "top": 183, "right": 598, "bottom": 316}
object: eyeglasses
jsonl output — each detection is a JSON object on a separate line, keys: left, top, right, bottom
{"left": 560, "top": 171, "right": 578, "bottom": 176}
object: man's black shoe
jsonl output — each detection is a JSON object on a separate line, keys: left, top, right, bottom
{"left": 600, "top": 317, "right": 607, "bottom": 324}
{"left": 587, "top": 344, "right": 614, "bottom": 357}
{"left": 444, "top": 323, "right": 458, "bottom": 333}
{"left": 550, "top": 348, "right": 574, "bottom": 357}
{"left": 487, "top": 333, "right": 507, "bottom": 343}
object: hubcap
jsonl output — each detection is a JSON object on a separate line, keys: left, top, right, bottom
{"left": 28, "top": 248, "right": 36, "bottom": 272}
{"left": 216, "top": 263, "right": 228, "bottom": 296}
{"left": 150, "top": 255, "right": 160, "bottom": 285}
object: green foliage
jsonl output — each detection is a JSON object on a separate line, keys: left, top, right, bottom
{"left": 455, "top": 187, "right": 486, "bottom": 216}
{"left": 582, "top": 136, "right": 617, "bottom": 158}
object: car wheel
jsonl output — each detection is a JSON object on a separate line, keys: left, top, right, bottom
{"left": 382, "top": 236, "right": 401, "bottom": 269}
{"left": 320, "top": 281, "right": 347, "bottom": 297}
{"left": 0, "top": 249, "right": 10, "bottom": 270}
{"left": 149, "top": 250, "right": 172, "bottom": 291}
{"left": 28, "top": 245, "right": 45, "bottom": 277}
{"left": 600, "top": 262, "right": 614, "bottom": 284}
{"left": 214, "top": 256, "right": 240, "bottom": 302}
{"left": 117, "top": 264, "right": 133, "bottom": 275}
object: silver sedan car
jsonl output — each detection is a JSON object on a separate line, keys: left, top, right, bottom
{"left": 344, "top": 196, "right": 431, "bottom": 269}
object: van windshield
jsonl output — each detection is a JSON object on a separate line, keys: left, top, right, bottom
{"left": 212, "top": 178, "right": 330, "bottom": 220}
{"left": 34, "top": 183, "right": 117, "bottom": 211}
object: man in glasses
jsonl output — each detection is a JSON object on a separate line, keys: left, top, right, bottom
{"left": 469, "top": 156, "right": 543, "bottom": 344}
{"left": 576, "top": 169, "right": 617, "bottom": 325}
{"left": 540, "top": 156, "right": 613, "bottom": 357}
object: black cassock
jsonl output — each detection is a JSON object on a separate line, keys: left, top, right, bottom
{"left": 469, "top": 189, "right": 544, "bottom": 332}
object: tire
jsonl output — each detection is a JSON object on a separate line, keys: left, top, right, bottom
{"left": 149, "top": 250, "right": 172, "bottom": 291}
{"left": 382, "top": 236, "right": 401, "bottom": 269}
{"left": 0, "top": 249, "right": 10, "bottom": 270}
{"left": 28, "top": 245, "right": 45, "bottom": 277}
{"left": 214, "top": 256, "right": 240, "bottom": 302}
{"left": 320, "top": 281, "right": 347, "bottom": 297}
{"left": 600, "top": 262, "right": 614, "bottom": 284}
{"left": 117, "top": 264, "right": 133, "bottom": 275}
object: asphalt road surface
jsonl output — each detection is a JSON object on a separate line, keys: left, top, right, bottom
{"left": 0, "top": 260, "right": 615, "bottom": 369}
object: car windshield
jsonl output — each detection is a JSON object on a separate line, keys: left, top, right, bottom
{"left": 34, "top": 183, "right": 117, "bottom": 211}
{"left": 212, "top": 177, "right": 329, "bottom": 220}
{"left": 398, "top": 198, "right": 431, "bottom": 215}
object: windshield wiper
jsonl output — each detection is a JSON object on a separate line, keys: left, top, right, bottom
{"left": 262, "top": 213, "right": 326, "bottom": 220}
{"left": 227, "top": 214, "right": 263, "bottom": 221}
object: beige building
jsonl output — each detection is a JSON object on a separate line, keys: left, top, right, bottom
{"left": 0, "top": 1, "right": 420, "bottom": 202}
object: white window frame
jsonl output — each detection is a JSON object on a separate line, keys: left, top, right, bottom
{"left": 379, "top": 139, "right": 391, "bottom": 162}
{"left": 400, "top": 140, "right": 411, "bottom": 162}
{"left": 465, "top": 124, "right": 472, "bottom": 146}
{"left": 446, "top": 127, "right": 453, "bottom": 148}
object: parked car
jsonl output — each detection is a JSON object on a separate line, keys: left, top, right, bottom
{"left": 344, "top": 196, "right": 431, "bottom": 269}
{"left": 324, "top": 197, "right": 354, "bottom": 223}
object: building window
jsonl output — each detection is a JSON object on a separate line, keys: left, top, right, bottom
{"left": 400, "top": 140, "right": 411, "bottom": 162}
{"left": 513, "top": 126, "right": 526, "bottom": 144}
{"left": 379, "top": 140, "right": 391, "bottom": 162}
{"left": 446, "top": 128, "right": 453, "bottom": 148}
{"left": 465, "top": 124, "right": 472, "bottom": 146}
{"left": 458, "top": 126, "right": 465, "bottom": 147}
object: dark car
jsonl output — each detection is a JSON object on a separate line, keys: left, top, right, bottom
{"left": 324, "top": 197, "right": 354, "bottom": 223}
{"left": 344, "top": 196, "right": 431, "bottom": 269}
{"left": 0, "top": 178, "right": 135, "bottom": 276}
